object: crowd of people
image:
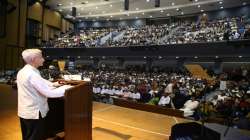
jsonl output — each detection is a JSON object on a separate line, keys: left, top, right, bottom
{"left": 38, "top": 62, "right": 250, "bottom": 130}
{"left": 42, "top": 16, "right": 250, "bottom": 48}
{"left": 165, "top": 17, "right": 250, "bottom": 44}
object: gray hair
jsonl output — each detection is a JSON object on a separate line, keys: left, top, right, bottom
{"left": 22, "top": 49, "right": 42, "bottom": 64}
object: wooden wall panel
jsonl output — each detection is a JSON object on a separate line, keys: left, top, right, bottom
{"left": 28, "top": 2, "right": 43, "bottom": 22}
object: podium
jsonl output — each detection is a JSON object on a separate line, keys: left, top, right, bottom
{"left": 46, "top": 81, "right": 92, "bottom": 140}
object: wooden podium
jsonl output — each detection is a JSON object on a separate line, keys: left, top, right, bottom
{"left": 46, "top": 81, "right": 92, "bottom": 140}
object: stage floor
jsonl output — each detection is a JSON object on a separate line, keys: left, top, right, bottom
{"left": 0, "top": 102, "right": 190, "bottom": 140}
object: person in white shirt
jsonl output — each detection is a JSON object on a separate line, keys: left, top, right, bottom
{"left": 180, "top": 96, "right": 199, "bottom": 117}
{"left": 17, "top": 49, "right": 72, "bottom": 140}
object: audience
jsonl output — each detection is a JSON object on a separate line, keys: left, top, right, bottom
{"left": 42, "top": 16, "right": 250, "bottom": 48}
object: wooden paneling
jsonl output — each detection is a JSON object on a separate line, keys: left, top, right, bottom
{"left": 44, "top": 9, "right": 61, "bottom": 28}
{"left": 28, "top": 2, "right": 42, "bottom": 22}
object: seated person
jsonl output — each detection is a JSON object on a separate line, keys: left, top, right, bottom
{"left": 180, "top": 96, "right": 199, "bottom": 117}
{"left": 158, "top": 92, "right": 173, "bottom": 108}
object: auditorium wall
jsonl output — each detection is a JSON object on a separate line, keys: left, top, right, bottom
{"left": 0, "top": 0, "right": 27, "bottom": 71}
{"left": 77, "top": 19, "right": 146, "bottom": 28}
{"left": 77, "top": 5, "right": 250, "bottom": 29}
{"left": 0, "top": 1, "right": 73, "bottom": 71}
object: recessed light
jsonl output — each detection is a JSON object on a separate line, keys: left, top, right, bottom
{"left": 176, "top": 56, "right": 179, "bottom": 59}
{"left": 110, "top": 15, "right": 113, "bottom": 18}
{"left": 195, "top": 0, "right": 198, "bottom": 2}
{"left": 160, "top": 10, "right": 164, "bottom": 13}
{"left": 198, "top": 5, "right": 201, "bottom": 8}
{"left": 146, "top": 0, "right": 150, "bottom": 2}
{"left": 201, "top": 9, "right": 204, "bottom": 12}
{"left": 220, "top": 6, "right": 224, "bottom": 9}
{"left": 95, "top": 6, "right": 98, "bottom": 9}
{"left": 176, "top": 8, "right": 179, "bottom": 11}
{"left": 219, "top": 1, "right": 223, "bottom": 4}
{"left": 194, "top": 56, "right": 198, "bottom": 59}
{"left": 171, "top": 2, "right": 175, "bottom": 6}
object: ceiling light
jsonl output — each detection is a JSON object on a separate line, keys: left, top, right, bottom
{"left": 142, "top": 12, "right": 145, "bottom": 15}
{"left": 176, "top": 8, "right": 179, "bottom": 11}
{"left": 220, "top": 6, "right": 224, "bottom": 9}
{"left": 219, "top": 1, "right": 223, "bottom": 4}
{"left": 160, "top": 10, "right": 164, "bottom": 13}
{"left": 57, "top": 3, "right": 62, "bottom": 6}
{"left": 194, "top": 56, "right": 198, "bottom": 59}
{"left": 239, "top": 56, "right": 242, "bottom": 58}
{"left": 201, "top": 9, "right": 204, "bottom": 12}
{"left": 176, "top": 56, "right": 179, "bottom": 59}
{"left": 195, "top": 0, "right": 198, "bottom": 2}
{"left": 149, "top": 15, "right": 152, "bottom": 18}
{"left": 181, "top": 12, "right": 184, "bottom": 15}
{"left": 171, "top": 2, "right": 175, "bottom": 6}
{"left": 215, "top": 56, "right": 219, "bottom": 58}
{"left": 198, "top": 5, "right": 201, "bottom": 8}
{"left": 95, "top": 6, "right": 98, "bottom": 9}
{"left": 136, "top": 8, "right": 139, "bottom": 10}
{"left": 167, "top": 13, "right": 170, "bottom": 16}
{"left": 146, "top": 0, "right": 150, "bottom": 2}
{"left": 110, "top": 15, "right": 113, "bottom": 18}
{"left": 59, "top": 9, "right": 63, "bottom": 12}
{"left": 110, "top": 4, "right": 112, "bottom": 7}
{"left": 70, "top": 2, "right": 73, "bottom": 5}
{"left": 243, "top": 2, "right": 247, "bottom": 5}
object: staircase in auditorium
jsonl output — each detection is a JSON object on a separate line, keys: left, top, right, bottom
{"left": 185, "top": 64, "right": 213, "bottom": 81}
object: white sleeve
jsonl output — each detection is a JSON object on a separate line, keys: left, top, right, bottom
{"left": 30, "top": 74, "right": 72, "bottom": 98}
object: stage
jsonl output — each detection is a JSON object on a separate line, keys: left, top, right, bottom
{"left": 0, "top": 102, "right": 190, "bottom": 140}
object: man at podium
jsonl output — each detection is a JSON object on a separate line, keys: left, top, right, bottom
{"left": 16, "top": 49, "right": 72, "bottom": 140}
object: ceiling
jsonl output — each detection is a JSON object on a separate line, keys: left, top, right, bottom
{"left": 46, "top": 0, "right": 250, "bottom": 21}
